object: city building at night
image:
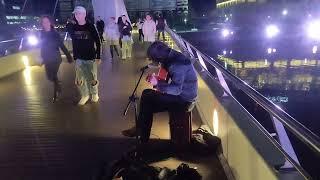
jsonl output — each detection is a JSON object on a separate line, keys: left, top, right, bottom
{"left": 1, "top": 0, "right": 36, "bottom": 25}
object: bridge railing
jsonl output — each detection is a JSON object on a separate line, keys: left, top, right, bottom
{"left": 0, "top": 39, "right": 23, "bottom": 57}
{"left": 166, "top": 27, "right": 320, "bottom": 179}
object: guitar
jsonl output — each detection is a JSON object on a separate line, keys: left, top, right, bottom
{"left": 146, "top": 67, "right": 168, "bottom": 85}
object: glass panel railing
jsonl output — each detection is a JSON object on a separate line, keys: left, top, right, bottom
{"left": 166, "top": 27, "right": 320, "bottom": 179}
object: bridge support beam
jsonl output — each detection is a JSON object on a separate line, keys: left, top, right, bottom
{"left": 91, "top": 0, "right": 130, "bottom": 23}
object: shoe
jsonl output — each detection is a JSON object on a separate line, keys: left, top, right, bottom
{"left": 52, "top": 82, "right": 61, "bottom": 103}
{"left": 78, "top": 96, "right": 89, "bottom": 105}
{"left": 52, "top": 91, "right": 60, "bottom": 103}
{"left": 122, "top": 126, "right": 137, "bottom": 137}
{"left": 91, "top": 94, "right": 99, "bottom": 102}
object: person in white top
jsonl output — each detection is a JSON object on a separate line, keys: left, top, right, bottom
{"left": 105, "top": 17, "right": 120, "bottom": 59}
{"left": 142, "top": 14, "right": 156, "bottom": 44}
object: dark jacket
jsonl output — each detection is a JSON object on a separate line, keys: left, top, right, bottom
{"left": 156, "top": 50, "right": 198, "bottom": 102}
{"left": 40, "top": 30, "right": 72, "bottom": 64}
{"left": 66, "top": 22, "right": 101, "bottom": 60}
{"left": 119, "top": 20, "right": 132, "bottom": 37}
{"left": 96, "top": 19, "right": 105, "bottom": 32}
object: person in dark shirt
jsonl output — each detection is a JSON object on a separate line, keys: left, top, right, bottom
{"left": 122, "top": 41, "right": 198, "bottom": 143}
{"left": 117, "top": 16, "right": 124, "bottom": 48}
{"left": 40, "top": 15, "right": 73, "bottom": 102}
{"left": 119, "top": 15, "right": 132, "bottom": 60}
{"left": 67, "top": 6, "right": 101, "bottom": 105}
{"left": 96, "top": 16, "right": 105, "bottom": 42}
{"left": 156, "top": 14, "right": 167, "bottom": 41}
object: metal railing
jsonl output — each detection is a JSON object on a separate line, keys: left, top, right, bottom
{"left": 166, "top": 27, "right": 320, "bottom": 179}
{"left": 0, "top": 39, "right": 23, "bottom": 57}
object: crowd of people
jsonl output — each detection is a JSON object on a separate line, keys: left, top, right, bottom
{"left": 39, "top": 6, "right": 198, "bottom": 146}
{"left": 100, "top": 13, "right": 167, "bottom": 61}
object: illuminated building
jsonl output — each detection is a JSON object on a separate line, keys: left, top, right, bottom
{"left": 218, "top": 55, "right": 320, "bottom": 91}
{"left": 58, "top": 0, "right": 74, "bottom": 23}
{"left": 2, "top": 0, "right": 36, "bottom": 25}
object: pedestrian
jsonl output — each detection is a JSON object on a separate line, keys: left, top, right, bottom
{"left": 40, "top": 15, "right": 73, "bottom": 102}
{"left": 119, "top": 15, "right": 132, "bottom": 60}
{"left": 156, "top": 14, "right": 167, "bottom": 41}
{"left": 96, "top": 16, "right": 105, "bottom": 42}
{"left": 142, "top": 14, "right": 156, "bottom": 46}
{"left": 137, "top": 18, "right": 144, "bottom": 42}
{"left": 67, "top": 6, "right": 101, "bottom": 105}
{"left": 105, "top": 17, "right": 120, "bottom": 60}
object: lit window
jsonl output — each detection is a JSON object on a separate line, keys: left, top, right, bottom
{"left": 12, "top": 6, "right": 21, "bottom": 10}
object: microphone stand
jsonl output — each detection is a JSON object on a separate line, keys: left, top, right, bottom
{"left": 123, "top": 67, "right": 147, "bottom": 158}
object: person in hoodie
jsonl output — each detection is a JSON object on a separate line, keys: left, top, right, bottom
{"left": 122, "top": 41, "right": 198, "bottom": 143}
{"left": 66, "top": 6, "right": 101, "bottom": 105}
{"left": 105, "top": 17, "right": 120, "bottom": 60}
{"left": 118, "top": 15, "right": 132, "bottom": 60}
{"left": 40, "top": 15, "right": 73, "bottom": 102}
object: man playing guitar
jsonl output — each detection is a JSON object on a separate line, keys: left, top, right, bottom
{"left": 122, "top": 41, "right": 198, "bottom": 145}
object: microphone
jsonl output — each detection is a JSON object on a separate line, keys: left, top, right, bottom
{"left": 140, "top": 62, "right": 159, "bottom": 71}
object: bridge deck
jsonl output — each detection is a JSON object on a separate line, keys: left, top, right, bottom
{"left": 0, "top": 37, "right": 227, "bottom": 180}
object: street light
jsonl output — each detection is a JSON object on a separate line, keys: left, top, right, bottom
{"left": 307, "top": 20, "right": 320, "bottom": 40}
{"left": 282, "top": 9, "right": 288, "bottom": 16}
{"left": 266, "top": 25, "right": 280, "bottom": 38}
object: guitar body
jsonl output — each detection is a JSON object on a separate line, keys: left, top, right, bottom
{"left": 157, "top": 67, "right": 168, "bottom": 81}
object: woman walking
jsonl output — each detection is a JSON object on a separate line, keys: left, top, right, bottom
{"left": 119, "top": 15, "right": 132, "bottom": 60}
{"left": 40, "top": 15, "right": 73, "bottom": 102}
{"left": 117, "top": 17, "right": 124, "bottom": 48}
{"left": 142, "top": 14, "right": 156, "bottom": 45}
{"left": 105, "top": 17, "right": 120, "bottom": 60}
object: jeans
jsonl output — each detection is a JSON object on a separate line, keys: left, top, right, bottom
{"left": 75, "top": 59, "right": 98, "bottom": 97}
{"left": 122, "top": 36, "right": 132, "bottom": 59}
{"left": 137, "top": 89, "right": 190, "bottom": 142}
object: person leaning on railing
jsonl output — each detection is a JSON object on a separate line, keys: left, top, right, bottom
{"left": 122, "top": 41, "right": 198, "bottom": 144}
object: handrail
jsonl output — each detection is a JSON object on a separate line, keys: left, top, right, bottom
{"left": 0, "top": 39, "right": 20, "bottom": 44}
{"left": 166, "top": 27, "right": 320, "bottom": 179}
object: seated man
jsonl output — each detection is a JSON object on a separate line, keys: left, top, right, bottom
{"left": 122, "top": 41, "right": 198, "bottom": 143}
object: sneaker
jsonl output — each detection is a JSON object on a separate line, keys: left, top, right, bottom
{"left": 78, "top": 96, "right": 89, "bottom": 105}
{"left": 91, "top": 94, "right": 99, "bottom": 102}
{"left": 122, "top": 126, "right": 137, "bottom": 137}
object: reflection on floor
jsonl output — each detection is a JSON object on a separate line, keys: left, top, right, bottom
{"left": 0, "top": 36, "right": 227, "bottom": 180}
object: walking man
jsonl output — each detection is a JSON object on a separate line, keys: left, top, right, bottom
{"left": 67, "top": 6, "right": 101, "bottom": 105}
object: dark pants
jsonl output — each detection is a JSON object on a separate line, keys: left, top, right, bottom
{"left": 110, "top": 45, "right": 119, "bottom": 58}
{"left": 119, "top": 37, "right": 122, "bottom": 48}
{"left": 157, "top": 30, "right": 165, "bottom": 41}
{"left": 44, "top": 61, "right": 61, "bottom": 94}
{"left": 45, "top": 61, "right": 60, "bottom": 83}
{"left": 137, "top": 89, "right": 189, "bottom": 142}
{"left": 98, "top": 30, "right": 104, "bottom": 41}
{"left": 138, "top": 29, "right": 144, "bottom": 42}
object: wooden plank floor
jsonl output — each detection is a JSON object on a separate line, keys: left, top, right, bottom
{"left": 0, "top": 36, "right": 227, "bottom": 180}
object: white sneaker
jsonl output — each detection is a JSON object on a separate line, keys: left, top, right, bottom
{"left": 91, "top": 94, "right": 99, "bottom": 102}
{"left": 78, "top": 96, "right": 89, "bottom": 105}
